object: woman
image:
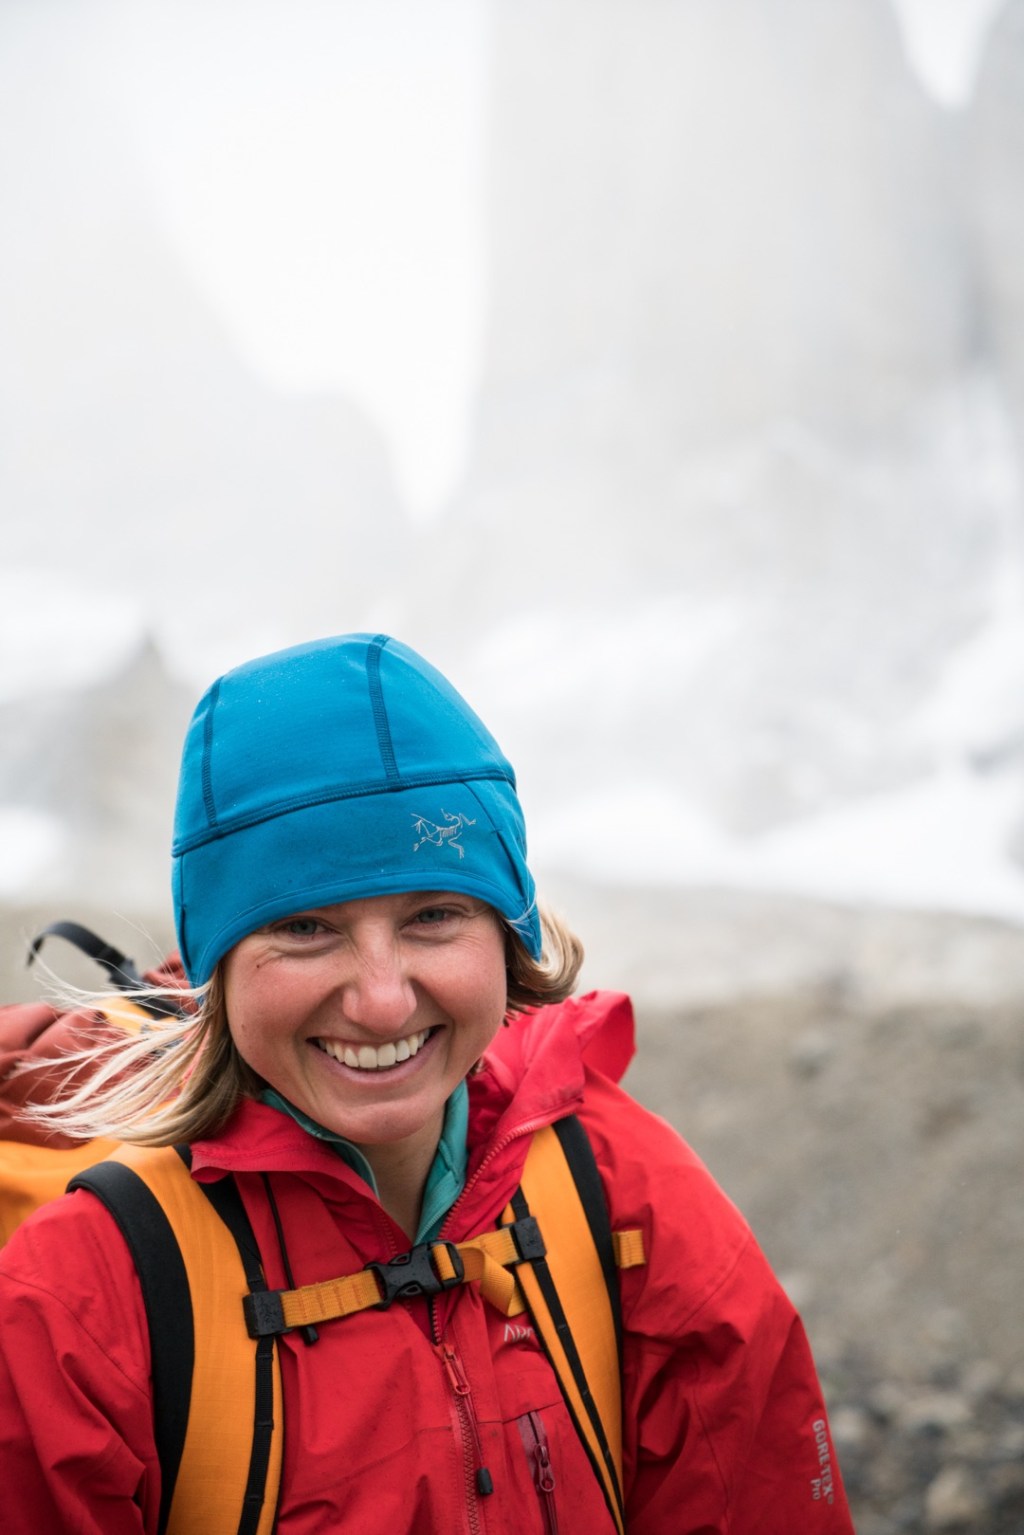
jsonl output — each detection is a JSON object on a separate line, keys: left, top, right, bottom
{"left": 0, "top": 632, "right": 853, "bottom": 1533}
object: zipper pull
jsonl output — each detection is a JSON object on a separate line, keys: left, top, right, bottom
{"left": 534, "top": 1439, "right": 555, "bottom": 1494}
{"left": 440, "top": 1343, "right": 471, "bottom": 1396}
{"left": 437, "top": 1343, "right": 495, "bottom": 1498}
{"left": 526, "top": 1410, "right": 557, "bottom": 1494}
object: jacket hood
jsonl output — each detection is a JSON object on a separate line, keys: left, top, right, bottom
{"left": 478, "top": 989, "right": 635, "bottom": 1122}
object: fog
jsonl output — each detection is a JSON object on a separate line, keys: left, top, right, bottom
{"left": 2, "top": 0, "right": 1023, "bottom": 925}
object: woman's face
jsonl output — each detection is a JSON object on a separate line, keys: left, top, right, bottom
{"left": 222, "top": 891, "right": 508, "bottom": 1163}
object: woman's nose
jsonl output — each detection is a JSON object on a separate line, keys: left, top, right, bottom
{"left": 338, "top": 940, "right": 417, "bottom": 1033}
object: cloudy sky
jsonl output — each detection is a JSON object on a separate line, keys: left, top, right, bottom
{"left": 56, "top": 0, "right": 1005, "bottom": 517}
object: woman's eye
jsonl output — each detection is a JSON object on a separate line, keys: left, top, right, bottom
{"left": 412, "top": 906, "right": 454, "bottom": 927}
{"left": 278, "top": 916, "right": 323, "bottom": 938}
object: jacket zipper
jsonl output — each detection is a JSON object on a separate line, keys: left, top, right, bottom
{"left": 519, "top": 1410, "right": 558, "bottom": 1535}
{"left": 428, "top": 1111, "right": 563, "bottom": 1530}
{"left": 437, "top": 1340, "right": 493, "bottom": 1532}
{"left": 439, "top": 1115, "right": 552, "bottom": 1242}
{"left": 428, "top": 1111, "right": 549, "bottom": 1346}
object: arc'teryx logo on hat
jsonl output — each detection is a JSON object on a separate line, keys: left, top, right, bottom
{"left": 411, "top": 810, "right": 477, "bottom": 859}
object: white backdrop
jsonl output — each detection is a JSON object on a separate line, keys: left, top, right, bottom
{"left": 2, "top": 0, "right": 1022, "bottom": 923}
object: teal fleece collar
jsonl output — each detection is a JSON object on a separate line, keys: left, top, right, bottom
{"left": 259, "top": 1080, "right": 469, "bottom": 1245}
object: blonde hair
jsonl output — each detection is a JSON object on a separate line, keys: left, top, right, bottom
{"left": 20, "top": 903, "right": 584, "bottom": 1148}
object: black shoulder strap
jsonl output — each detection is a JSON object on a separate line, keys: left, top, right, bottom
{"left": 69, "top": 1151, "right": 278, "bottom": 1535}
{"left": 69, "top": 1160, "right": 193, "bottom": 1535}
{"left": 551, "top": 1114, "right": 624, "bottom": 1359}
{"left": 511, "top": 1113, "right": 626, "bottom": 1533}
{"left": 183, "top": 1150, "right": 280, "bottom": 1535}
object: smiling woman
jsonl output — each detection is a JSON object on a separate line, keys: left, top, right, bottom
{"left": 0, "top": 632, "right": 854, "bottom": 1535}
{"left": 223, "top": 892, "right": 509, "bottom": 1235}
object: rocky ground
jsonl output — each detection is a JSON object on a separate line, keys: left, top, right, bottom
{"left": 627, "top": 982, "right": 1024, "bottom": 1534}
{"left": 4, "top": 883, "right": 1024, "bottom": 1532}
{"left": 556, "top": 878, "right": 1024, "bottom": 1534}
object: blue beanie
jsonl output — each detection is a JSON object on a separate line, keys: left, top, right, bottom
{"left": 171, "top": 634, "right": 540, "bottom": 984}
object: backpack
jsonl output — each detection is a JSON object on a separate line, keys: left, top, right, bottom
{"left": 2, "top": 925, "right": 645, "bottom": 1535}
{"left": 0, "top": 923, "right": 189, "bottom": 1242}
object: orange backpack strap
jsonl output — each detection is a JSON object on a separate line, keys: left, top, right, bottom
{"left": 501, "top": 1117, "right": 643, "bottom": 1535}
{"left": 69, "top": 1146, "right": 282, "bottom": 1535}
{"left": 0, "top": 1136, "right": 123, "bottom": 1244}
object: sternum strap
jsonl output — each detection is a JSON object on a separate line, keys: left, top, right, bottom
{"left": 245, "top": 1218, "right": 546, "bottom": 1337}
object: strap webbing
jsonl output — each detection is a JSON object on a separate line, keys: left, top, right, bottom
{"left": 71, "top": 1148, "right": 283, "bottom": 1535}
{"left": 178, "top": 1150, "right": 280, "bottom": 1535}
{"left": 245, "top": 1221, "right": 543, "bottom": 1336}
{"left": 612, "top": 1229, "right": 646, "bottom": 1270}
{"left": 28, "top": 921, "right": 145, "bottom": 989}
{"left": 26, "top": 921, "right": 181, "bottom": 1017}
{"left": 552, "top": 1115, "right": 624, "bottom": 1357}
{"left": 68, "top": 1161, "right": 193, "bottom": 1535}
{"left": 507, "top": 1120, "right": 629, "bottom": 1535}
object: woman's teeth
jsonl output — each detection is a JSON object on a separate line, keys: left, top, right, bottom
{"left": 315, "top": 1029, "right": 431, "bottom": 1071}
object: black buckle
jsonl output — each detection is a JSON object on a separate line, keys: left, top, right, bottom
{"left": 508, "top": 1214, "right": 546, "bottom": 1264}
{"left": 244, "top": 1289, "right": 290, "bottom": 1339}
{"left": 367, "top": 1241, "right": 466, "bottom": 1309}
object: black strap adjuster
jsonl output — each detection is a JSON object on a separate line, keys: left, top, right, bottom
{"left": 508, "top": 1214, "right": 546, "bottom": 1264}
{"left": 243, "top": 1289, "right": 290, "bottom": 1339}
{"left": 367, "top": 1241, "right": 465, "bottom": 1308}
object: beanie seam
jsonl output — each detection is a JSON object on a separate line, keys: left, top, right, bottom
{"left": 172, "top": 766, "right": 515, "bottom": 854}
{"left": 366, "top": 635, "right": 400, "bottom": 784}
{"left": 200, "top": 678, "right": 221, "bottom": 829}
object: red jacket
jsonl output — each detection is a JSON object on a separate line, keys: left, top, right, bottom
{"left": 0, "top": 991, "right": 853, "bottom": 1533}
